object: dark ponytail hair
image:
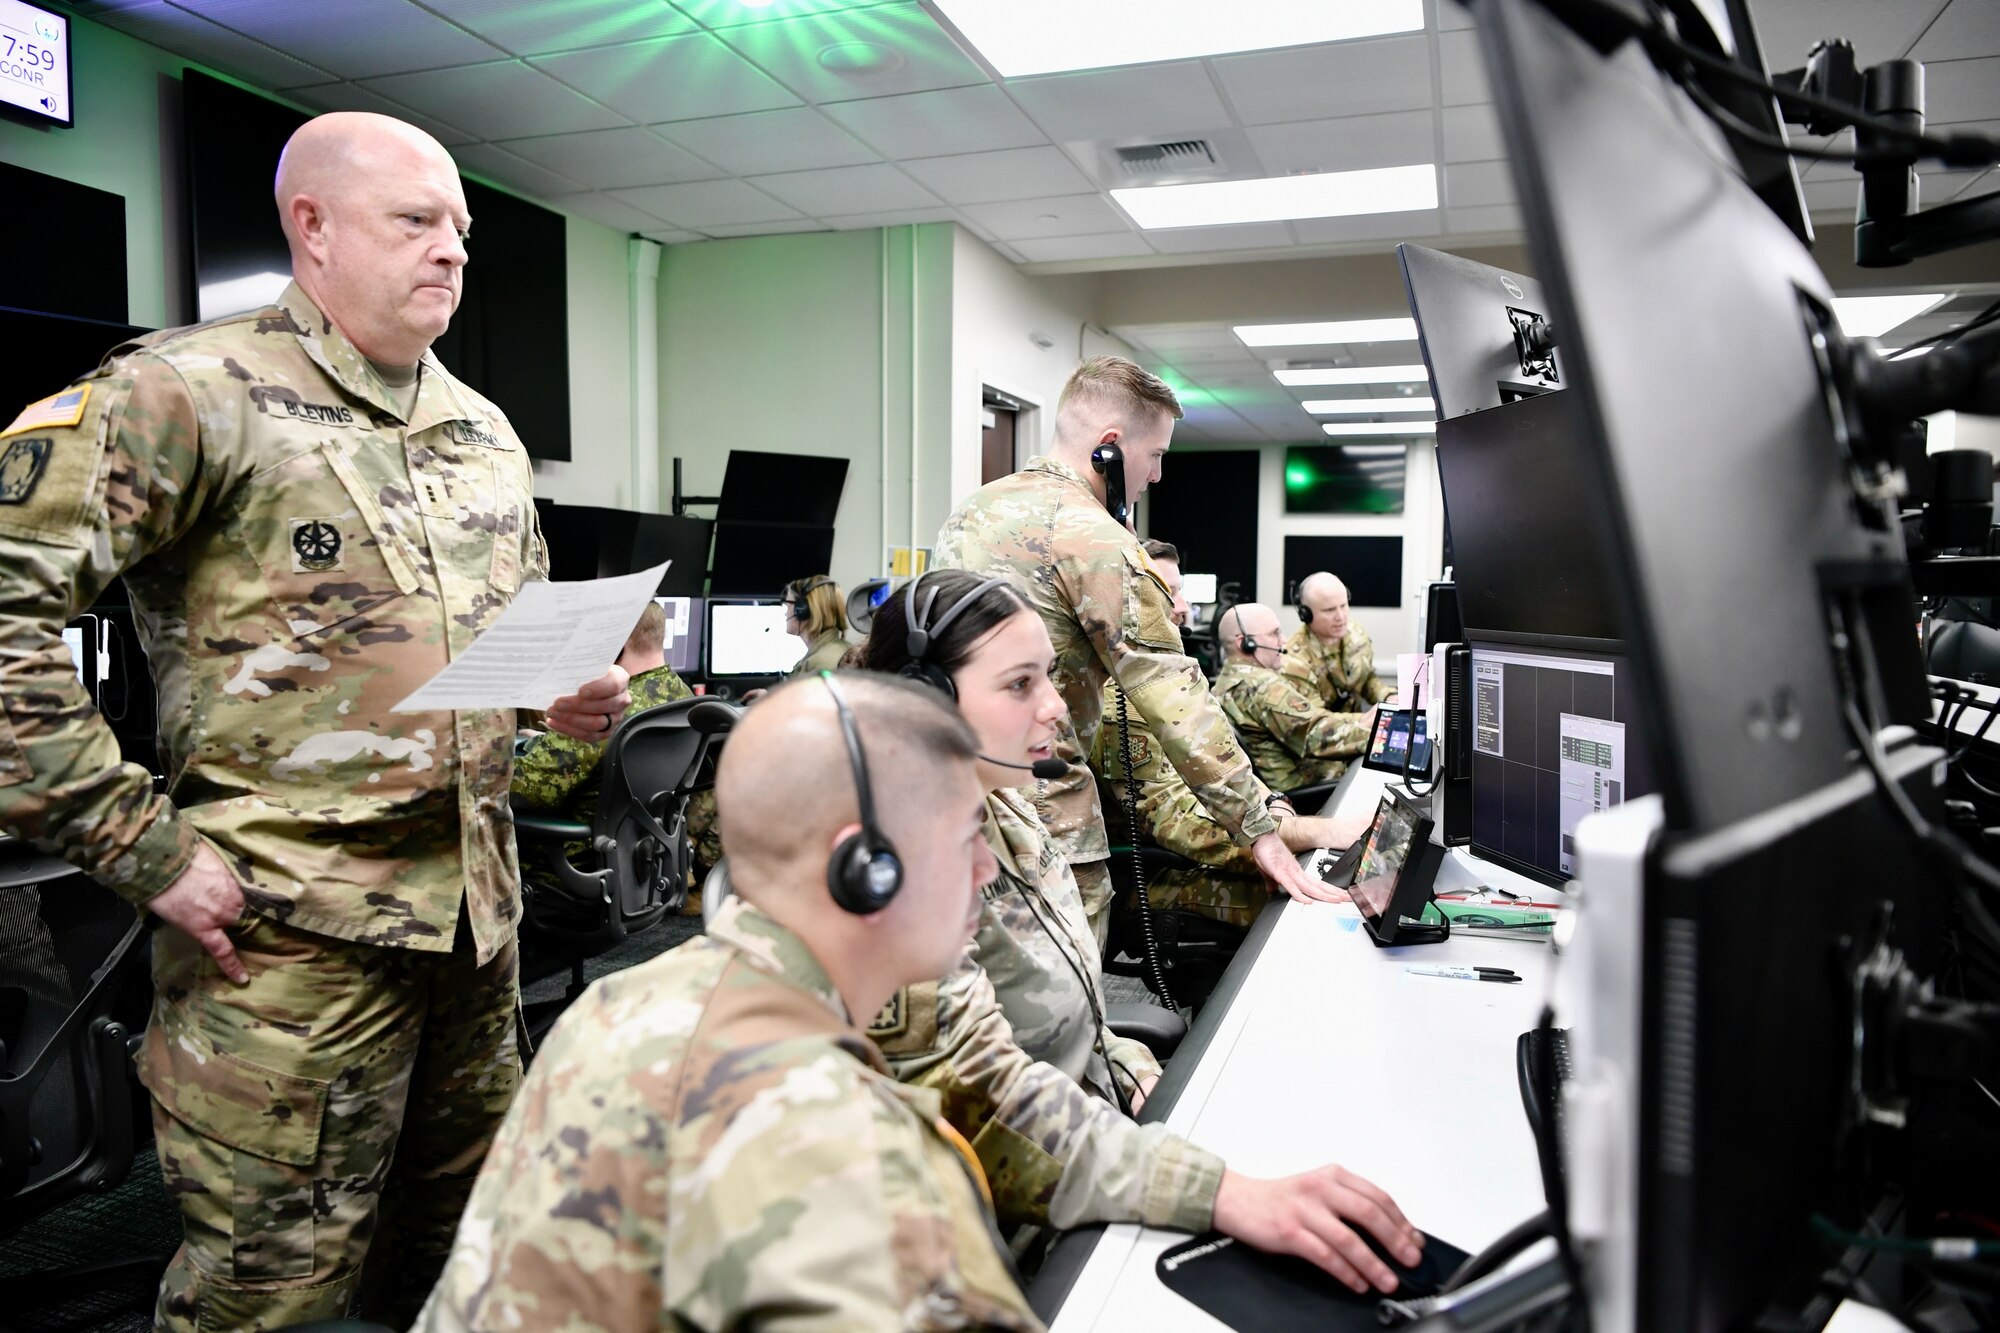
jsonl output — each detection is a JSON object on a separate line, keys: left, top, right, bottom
{"left": 857, "top": 570, "right": 1032, "bottom": 685}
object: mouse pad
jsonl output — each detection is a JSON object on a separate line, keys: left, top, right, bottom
{"left": 1155, "top": 1229, "right": 1470, "bottom": 1331}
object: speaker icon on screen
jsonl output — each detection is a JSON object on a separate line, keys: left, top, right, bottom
{"left": 39, "top": 98, "right": 57, "bottom": 113}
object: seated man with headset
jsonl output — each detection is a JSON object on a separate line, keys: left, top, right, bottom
{"left": 1213, "top": 603, "right": 1373, "bottom": 795}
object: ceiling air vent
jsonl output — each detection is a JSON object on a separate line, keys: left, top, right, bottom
{"left": 1113, "top": 139, "right": 1217, "bottom": 180}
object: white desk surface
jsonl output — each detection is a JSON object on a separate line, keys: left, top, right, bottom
{"left": 1048, "top": 764, "right": 1564, "bottom": 1331}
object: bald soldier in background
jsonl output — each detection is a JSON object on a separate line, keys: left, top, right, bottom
{"left": 0, "top": 113, "right": 627, "bottom": 1329}
{"left": 1284, "top": 571, "right": 1393, "bottom": 713}
{"left": 1094, "top": 545, "right": 1370, "bottom": 926}
{"left": 420, "top": 675, "right": 1042, "bottom": 1332}
{"left": 1215, "top": 604, "right": 1373, "bottom": 795}
{"left": 936, "top": 358, "right": 1341, "bottom": 941}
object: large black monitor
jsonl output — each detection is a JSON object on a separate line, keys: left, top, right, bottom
{"left": 0, "top": 164, "right": 126, "bottom": 323}
{"left": 1466, "top": 634, "right": 1653, "bottom": 885}
{"left": 1281, "top": 535, "right": 1402, "bottom": 609}
{"left": 708, "top": 521, "right": 835, "bottom": 598}
{"left": 715, "top": 451, "right": 848, "bottom": 526}
{"left": 1398, "top": 243, "right": 1564, "bottom": 418}
{"left": 0, "top": 308, "right": 149, "bottom": 419}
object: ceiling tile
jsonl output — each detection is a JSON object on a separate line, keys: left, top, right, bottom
{"left": 701, "top": 219, "right": 834, "bottom": 237}
{"left": 1753, "top": 0, "right": 1949, "bottom": 68}
{"left": 821, "top": 206, "right": 960, "bottom": 227}
{"left": 1926, "top": 56, "right": 2000, "bottom": 123}
{"left": 747, "top": 162, "right": 938, "bottom": 213}
{"left": 452, "top": 142, "right": 586, "bottom": 198}
{"left": 1444, "top": 202, "right": 1522, "bottom": 235}
{"left": 1120, "top": 326, "right": 1250, "bottom": 351}
{"left": 1245, "top": 109, "right": 1437, "bottom": 175}
{"left": 1800, "top": 178, "right": 1859, "bottom": 212}
{"left": 643, "top": 229, "right": 705, "bottom": 244}
{"left": 1913, "top": 0, "right": 2000, "bottom": 62}
{"left": 1438, "top": 29, "right": 1491, "bottom": 107}
{"left": 676, "top": 0, "right": 905, "bottom": 30}
{"left": 289, "top": 81, "right": 478, "bottom": 146}
{"left": 1128, "top": 221, "right": 1297, "bottom": 254}
{"left": 1288, "top": 208, "right": 1443, "bottom": 243}
{"left": 1016, "top": 230, "right": 1160, "bottom": 260}
{"left": 175, "top": 0, "right": 505, "bottom": 79}
{"left": 1005, "top": 62, "right": 1231, "bottom": 142}
{"left": 361, "top": 61, "right": 628, "bottom": 139}
{"left": 1441, "top": 102, "right": 1505, "bottom": 162}
{"left": 610, "top": 178, "right": 803, "bottom": 227}
{"left": 1443, "top": 159, "right": 1515, "bottom": 208}
{"left": 1211, "top": 35, "right": 1432, "bottom": 124}
{"left": 86, "top": 1, "right": 336, "bottom": 89}
{"left": 989, "top": 241, "right": 1027, "bottom": 263}
{"left": 499, "top": 126, "right": 724, "bottom": 189}
{"left": 957, "top": 193, "right": 1132, "bottom": 240}
{"left": 654, "top": 106, "right": 880, "bottom": 175}
{"left": 898, "top": 146, "right": 1094, "bottom": 205}
{"left": 422, "top": 0, "right": 699, "bottom": 57}
{"left": 712, "top": 2, "right": 988, "bottom": 103}
{"left": 554, "top": 191, "right": 676, "bottom": 232}
{"left": 822, "top": 84, "right": 1047, "bottom": 157}
{"left": 530, "top": 31, "right": 800, "bottom": 123}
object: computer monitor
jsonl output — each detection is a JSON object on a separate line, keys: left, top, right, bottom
{"left": 705, "top": 599, "right": 806, "bottom": 678}
{"left": 653, "top": 596, "right": 703, "bottom": 675}
{"left": 1361, "top": 706, "right": 1432, "bottom": 776}
{"left": 1348, "top": 788, "right": 1448, "bottom": 947}
{"left": 1397, "top": 243, "right": 1564, "bottom": 418}
{"left": 1178, "top": 573, "right": 1218, "bottom": 605}
{"left": 1466, "top": 635, "right": 1653, "bottom": 886}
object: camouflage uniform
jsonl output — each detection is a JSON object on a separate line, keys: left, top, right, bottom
{"left": 935, "top": 456, "right": 1278, "bottom": 939}
{"left": 510, "top": 663, "right": 692, "bottom": 887}
{"left": 1088, "top": 682, "right": 1270, "bottom": 928}
{"left": 1213, "top": 660, "right": 1372, "bottom": 796}
{"left": 0, "top": 282, "right": 544, "bottom": 1329}
{"left": 789, "top": 628, "right": 853, "bottom": 678}
{"left": 416, "top": 895, "right": 1040, "bottom": 1333}
{"left": 1282, "top": 621, "right": 1393, "bottom": 713}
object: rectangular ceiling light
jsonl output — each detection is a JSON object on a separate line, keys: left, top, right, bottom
{"left": 1335, "top": 444, "right": 1409, "bottom": 457}
{"left": 928, "top": 0, "right": 1424, "bottom": 78}
{"left": 1303, "top": 396, "right": 1436, "bottom": 415}
{"left": 1323, "top": 420, "right": 1435, "bottom": 436}
{"left": 1275, "top": 364, "right": 1429, "bottom": 386}
{"left": 1830, "top": 293, "right": 1946, "bottom": 339}
{"left": 1237, "top": 317, "right": 1419, "bottom": 347}
{"left": 1116, "top": 164, "right": 1436, "bottom": 230}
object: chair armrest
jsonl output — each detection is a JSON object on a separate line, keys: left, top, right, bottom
{"left": 512, "top": 810, "right": 592, "bottom": 840}
{"left": 1137, "top": 845, "right": 1197, "bottom": 876}
{"left": 1105, "top": 1002, "right": 1186, "bottom": 1059}
{"left": 1280, "top": 780, "right": 1343, "bottom": 812}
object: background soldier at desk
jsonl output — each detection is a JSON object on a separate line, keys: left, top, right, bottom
{"left": 1215, "top": 604, "right": 1371, "bottom": 795}
{"left": 936, "top": 357, "right": 1338, "bottom": 939}
{"left": 0, "top": 113, "right": 627, "bottom": 1330}
{"left": 1283, "top": 571, "right": 1393, "bottom": 713}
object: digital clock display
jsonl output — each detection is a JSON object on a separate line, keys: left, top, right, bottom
{"left": 0, "top": 0, "right": 69, "bottom": 128}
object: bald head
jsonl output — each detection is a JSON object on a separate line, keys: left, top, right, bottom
{"left": 275, "top": 112, "right": 470, "bottom": 367}
{"left": 1220, "top": 603, "right": 1285, "bottom": 667}
{"left": 1297, "top": 571, "right": 1352, "bottom": 641}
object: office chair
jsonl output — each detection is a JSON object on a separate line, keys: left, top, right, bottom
{"left": 1097, "top": 784, "right": 1243, "bottom": 1018}
{"left": 514, "top": 697, "right": 741, "bottom": 1042}
{"left": 0, "top": 849, "right": 170, "bottom": 1314}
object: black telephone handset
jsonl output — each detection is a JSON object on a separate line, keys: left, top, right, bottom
{"left": 1090, "top": 441, "right": 1129, "bottom": 526}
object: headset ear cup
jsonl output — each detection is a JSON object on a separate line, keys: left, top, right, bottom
{"left": 898, "top": 659, "right": 958, "bottom": 701}
{"left": 828, "top": 830, "right": 902, "bottom": 914}
{"left": 1300, "top": 604, "right": 1312, "bottom": 624}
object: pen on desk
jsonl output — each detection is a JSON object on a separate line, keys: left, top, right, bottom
{"left": 1405, "top": 965, "right": 1523, "bottom": 983}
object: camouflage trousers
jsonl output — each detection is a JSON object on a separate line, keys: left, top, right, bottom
{"left": 138, "top": 909, "right": 519, "bottom": 1332}
{"left": 1143, "top": 866, "right": 1270, "bottom": 930}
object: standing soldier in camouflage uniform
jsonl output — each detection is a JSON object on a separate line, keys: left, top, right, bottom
{"left": 1092, "top": 547, "right": 1371, "bottom": 927}
{"left": 511, "top": 600, "right": 694, "bottom": 888}
{"left": 935, "top": 358, "right": 1340, "bottom": 943}
{"left": 0, "top": 113, "right": 630, "bottom": 1330}
{"left": 784, "top": 574, "right": 854, "bottom": 677}
{"left": 852, "top": 571, "right": 1425, "bottom": 1293}
{"left": 418, "top": 675, "right": 1049, "bottom": 1332}
{"left": 1283, "top": 571, "right": 1394, "bottom": 712}
{"left": 1215, "top": 604, "right": 1373, "bottom": 795}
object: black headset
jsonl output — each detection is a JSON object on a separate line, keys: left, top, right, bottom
{"left": 900, "top": 572, "right": 1009, "bottom": 700}
{"left": 786, "top": 576, "right": 835, "bottom": 616}
{"left": 1298, "top": 601, "right": 1313, "bottom": 625}
{"left": 820, "top": 673, "right": 905, "bottom": 915}
{"left": 1089, "top": 439, "right": 1129, "bottom": 526}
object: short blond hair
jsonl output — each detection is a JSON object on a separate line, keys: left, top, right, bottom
{"left": 1055, "top": 356, "right": 1183, "bottom": 439}
{"left": 788, "top": 576, "right": 848, "bottom": 638}
{"left": 627, "top": 601, "right": 667, "bottom": 656}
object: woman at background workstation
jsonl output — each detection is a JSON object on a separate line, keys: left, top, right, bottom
{"left": 782, "top": 576, "right": 851, "bottom": 677}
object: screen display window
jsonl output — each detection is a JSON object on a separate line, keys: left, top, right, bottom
{"left": 0, "top": 1, "right": 69, "bottom": 127}
{"left": 707, "top": 601, "right": 806, "bottom": 677}
{"left": 1351, "top": 797, "right": 1421, "bottom": 923}
{"left": 1178, "top": 573, "right": 1218, "bottom": 604}
{"left": 653, "top": 596, "right": 703, "bottom": 675}
{"left": 1364, "top": 707, "right": 1432, "bottom": 773}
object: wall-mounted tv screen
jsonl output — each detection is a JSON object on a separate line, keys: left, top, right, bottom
{"left": 182, "top": 70, "right": 573, "bottom": 461}
{"left": 0, "top": 162, "right": 126, "bottom": 323}
{"left": 0, "top": 1, "right": 70, "bottom": 127}
{"left": 1283, "top": 535, "right": 1404, "bottom": 609}
{"left": 1283, "top": 443, "right": 1408, "bottom": 515}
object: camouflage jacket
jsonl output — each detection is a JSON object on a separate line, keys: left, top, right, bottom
{"left": 1088, "top": 682, "right": 1257, "bottom": 879}
{"left": 789, "top": 629, "right": 852, "bottom": 679}
{"left": 935, "top": 456, "right": 1276, "bottom": 862}
{"left": 418, "top": 895, "right": 1040, "bottom": 1333}
{"left": 1281, "top": 621, "right": 1393, "bottom": 713}
{"left": 511, "top": 665, "right": 692, "bottom": 815}
{"left": 0, "top": 282, "right": 543, "bottom": 964}
{"left": 1213, "top": 661, "right": 1372, "bottom": 795}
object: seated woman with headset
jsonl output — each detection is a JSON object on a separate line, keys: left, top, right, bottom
{"left": 783, "top": 575, "right": 853, "bottom": 678}
{"left": 857, "top": 568, "right": 1162, "bottom": 1112}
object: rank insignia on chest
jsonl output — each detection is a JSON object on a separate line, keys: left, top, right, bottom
{"left": 290, "top": 518, "right": 344, "bottom": 572}
{"left": 867, "top": 989, "right": 907, "bottom": 1038}
{"left": 0, "top": 438, "right": 53, "bottom": 504}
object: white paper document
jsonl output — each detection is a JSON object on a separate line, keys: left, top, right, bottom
{"left": 393, "top": 562, "right": 670, "bottom": 712}
{"left": 1557, "top": 713, "right": 1626, "bottom": 876}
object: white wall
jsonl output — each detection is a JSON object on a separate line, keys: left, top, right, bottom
{"left": 531, "top": 217, "right": 639, "bottom": 506}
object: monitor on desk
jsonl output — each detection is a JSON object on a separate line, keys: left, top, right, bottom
{"left": 653, "top": 596, "right": 703, "bottom": 675}
{"left": 705, "top": 599, "right": 805, "bottom": 678}
{"left": 1466, "top": 635, "right": 1653, "bottom": 885}
{"left": 1178, "top": 572, "right": 1218, "bottom": 605}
